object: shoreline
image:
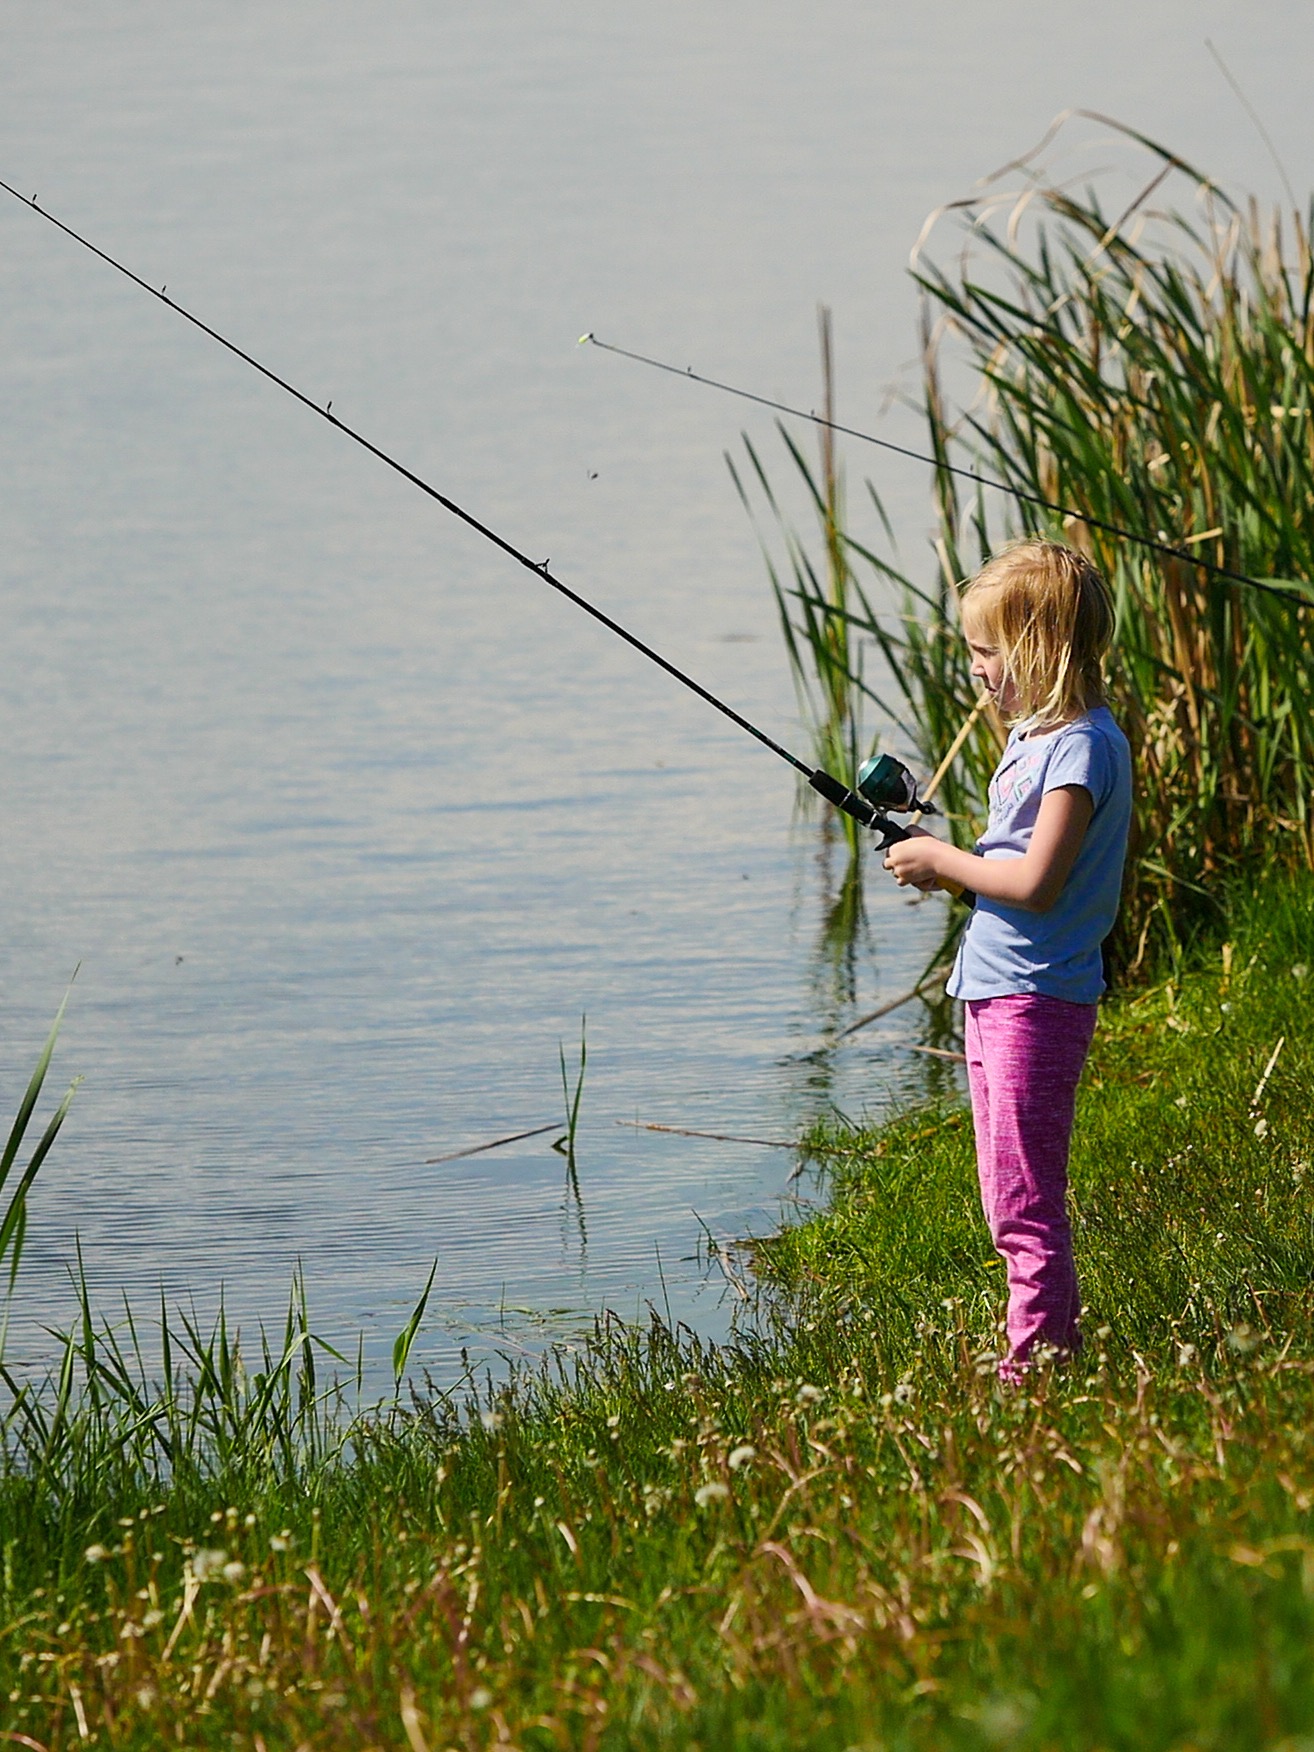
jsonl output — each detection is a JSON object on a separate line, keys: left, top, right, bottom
{"left": 5, "top": 878, "right": 1314, "bottom": 1746}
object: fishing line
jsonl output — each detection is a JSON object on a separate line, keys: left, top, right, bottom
{"left": 582, "top": 333, "right": 1312, "bottom": 607}
{"left": 0, "top": 181, "right": 901, "bottom": 840}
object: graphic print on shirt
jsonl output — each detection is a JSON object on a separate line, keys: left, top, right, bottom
{"left": 988, "top": 749, "right": 1042, "bottom": 823}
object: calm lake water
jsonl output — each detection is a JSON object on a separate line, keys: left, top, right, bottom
{"left": 1, "top": 3, "right": 1309, "bottom": 1390}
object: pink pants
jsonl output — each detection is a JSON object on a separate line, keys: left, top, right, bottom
{"left": 963, "top": 993, "right": 1097, "bottom": 1365}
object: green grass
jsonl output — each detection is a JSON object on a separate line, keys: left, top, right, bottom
{"left": 5, "top": 879, "right": 1314, "bottom": 1747}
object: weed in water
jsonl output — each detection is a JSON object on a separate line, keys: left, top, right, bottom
{"left": 391, "top": 1258, "right": 438, "bottom": 1392}
{"left": 554, "top": 1012, "right": 587, "bottom": 1190}
{"left": 0, "top": 981, "right": 80, "bottom": 1302}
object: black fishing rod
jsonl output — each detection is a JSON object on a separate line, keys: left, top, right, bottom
{"left": 0, "top": 180, "right": 927, "bottom": 847}
{"left": 582, "top": 333, "right": 1312, "bottom": 607}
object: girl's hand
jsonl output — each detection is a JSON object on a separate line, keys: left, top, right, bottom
{"left": 882, "top": 784, "right": 1095, "bottom": 911}
{"left": 883, "top": 828, "right": 948, "bottom": 891}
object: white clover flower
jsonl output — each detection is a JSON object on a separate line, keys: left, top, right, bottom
{"left": 84, "top": 1544, "right": 109, "bottom": 1565}
{"left": 795, "top": 1384, "right": 823, "bottom": 1407}
{"left": 1294, "top": 965, "right": 1308, "bottom": 980}
{"left": 222, "top": 1561, "right": 245, "bottom": 1584}
{"left": 470, "top": 1687, "right": 493, "bottom": 1710}
{"left": 269, "top": 1534, "right": 291, "bottom": 1553}
{"left": 694, "top": 1482, "right": 730, "bottom": 1507}
{"left": 1254, "top": 1117, "right": 1270, "bottom": 1140}
{"left": 1176, "top": 1344, "right": 1197, "bottom": 1367}
{"left": 189, "top": 1548, "right": 228, "bottom": 1581}
{"left": 893, "top": 1380, "right": 914, "bottom": 1405}
{"left": 727, "top": 1444, "right": 757, "bottom": 1471}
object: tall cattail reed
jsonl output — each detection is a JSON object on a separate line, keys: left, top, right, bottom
{"left": 913, "top": 124, "right": 1314, "bottom": 967}
{"left": 756, "top": 120, "right": 1314, "bottom": 970}
{"left": 728, "top": 307, "right": 875, "bottom": 858}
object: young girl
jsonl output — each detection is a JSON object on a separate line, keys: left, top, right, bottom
{"left": 884, "top": 539, "right": 1132, "bottom": 1373}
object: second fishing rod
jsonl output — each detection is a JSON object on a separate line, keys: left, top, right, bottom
{"left": 0, "top": 180, "right": 942, "bottom": 854}
{"left": 582, "top": 332, "right": 1314, "bottom": 607}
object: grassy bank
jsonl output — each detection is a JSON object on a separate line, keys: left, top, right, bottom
{"left": 2, "top": 881, "right": 1314, "bottom": 1747}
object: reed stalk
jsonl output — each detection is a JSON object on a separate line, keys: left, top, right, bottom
{"left": 728, "top": 307, "right": 880, "bottom": 859}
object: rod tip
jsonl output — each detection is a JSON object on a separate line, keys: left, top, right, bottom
{"left": 577, "top": 332, "right": 593, "bottom": 345}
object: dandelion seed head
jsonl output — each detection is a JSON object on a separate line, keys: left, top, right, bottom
{"left": 694, "top": 1482, "right": 730, "bottom": 1506}
{"left": 189, "top": 1548, "right": 228, "bottom": 1582}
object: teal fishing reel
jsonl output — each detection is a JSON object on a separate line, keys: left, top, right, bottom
{"left": 807, "top": 752, "right": 937, "bottom": 850}
{"left": 856, "top": 753, "right": 938, "bottom": 818}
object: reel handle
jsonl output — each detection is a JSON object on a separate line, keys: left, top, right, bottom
{"left": 808, "top": 768, "right": 969, "bottom": 901}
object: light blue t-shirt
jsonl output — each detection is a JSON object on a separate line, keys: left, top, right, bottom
{"left": 947, "top": 706, "right": 1132, "bottom": 1005}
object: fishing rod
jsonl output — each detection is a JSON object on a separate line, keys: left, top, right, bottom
{"left": 582, "top": 333, "right": 1313, "bottom": 607}
{"left": 0, "top": 180, "right": 932, "bottom": 850}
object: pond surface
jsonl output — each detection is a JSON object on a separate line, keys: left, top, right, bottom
{"left": 0, "top": 2, "right": 1307, "bottom": 1390}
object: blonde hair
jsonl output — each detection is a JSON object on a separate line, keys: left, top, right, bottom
{"left": 961, "top": 538, "right": 1115, "bottom": 727}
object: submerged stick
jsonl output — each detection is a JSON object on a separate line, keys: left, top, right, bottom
{"left": 615, "top": 1121, "right": 794, "bottom": 1148}
{"left": 425, "top": 1122, "right": 559, "bottom": 1166}
{"left": 838, "top": 963, "right": 954, "bottom": 1039}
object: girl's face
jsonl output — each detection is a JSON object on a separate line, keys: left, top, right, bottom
{"left": 963, "top": 604, "right": 1020, "bottom": 715}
